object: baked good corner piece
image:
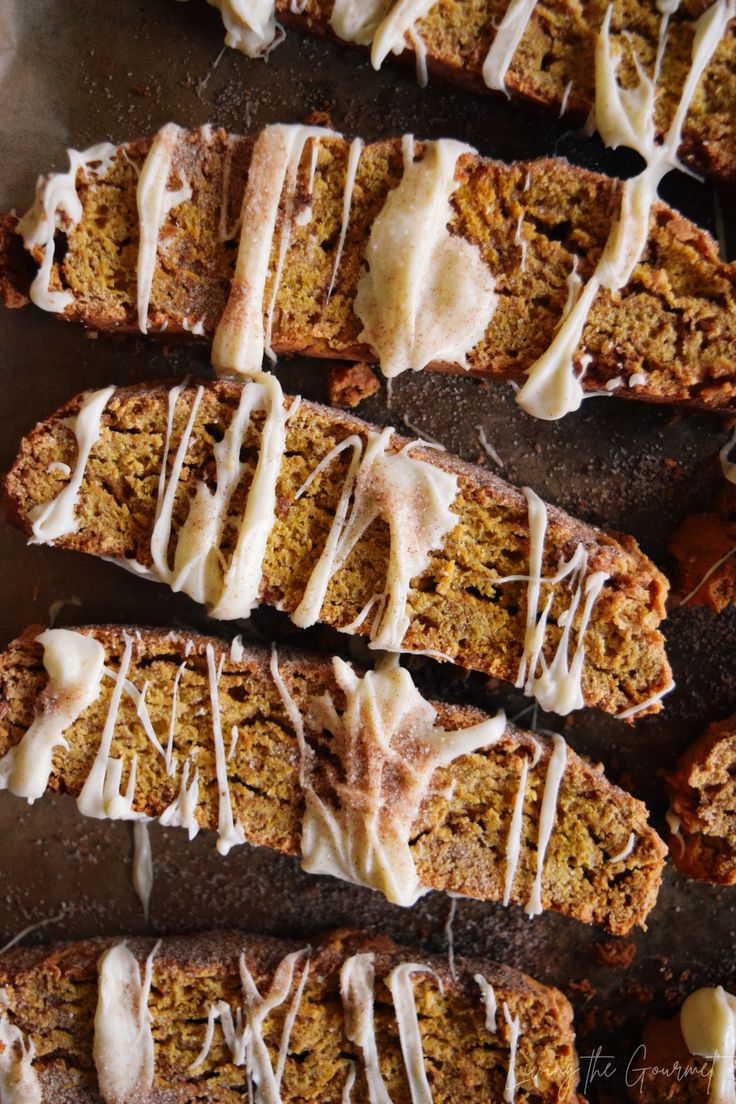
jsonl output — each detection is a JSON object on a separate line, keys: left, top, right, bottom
{"left": 4, "top": 379, "right": 673, "bottom": 719}
{"left": 666, "top": 711, "right": 736, "bottom": 885}
{"left": 243, "top": 0, "right": 736, "bottom": 187}
{"left": 0, "top": 929, "right": 582, "bottom": 1103}
{"left": 0, "top": 626, "right": 667, "bottom": 933}
{"left": 628, "top": 985, "right": 736, "bottom": 1103}
{"left": 3, "top": 125, "right": 736, "bottom": 418}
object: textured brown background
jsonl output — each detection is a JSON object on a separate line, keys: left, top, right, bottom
{"left": 1, "top": 2, "right": 736, "bottom": 1099}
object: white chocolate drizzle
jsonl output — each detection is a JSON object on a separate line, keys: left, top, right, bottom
{"left": 94, "top": 942, "right": 158, "bottom": 1104}
{"left": 238, "top": 948, "right": 310, "bottom": 1100}
{"left": 0, "top": 629, "right": 105, "bottom": 803}
{"left": 370, "top": 0, "right": 436, "bottom": 83}
{"left": 293, "top": 428, "right": 459, "bottom": 650}
{"left": 272, "top": 651, "right": 505, "bottom": 906}
{"left": 17, "top": 143, "right": 117, "bottom": 312}
{"left": 132, "top": 821, "right": 154, "bottom": 919}
{"left": 503, "top": 488, "right": 609, "bottom": 715}
{"left": 0, "top": 1014, "right": 41, "bottom": 1104}
{"left": 386, "top": 963, "right": 441, "bottom": 1104}
{"left": 680, "top": 986, "right": 736, "bottom": 1104}
{"left": 28, "top": 386, "right": 115, "bottom": 545}
{"left": 77, "top": 634, "right": 146, "bottom": 821}
{"left": 473, "top": 978, "right": 522, "bottom": 1104}
{"left": 136, "top": 123, "right": 192, "bottom": 334}
{"left": 609, "top": 831, "right": 635, "bottom": 863}
{"left": 327, "top": 138, "right": 364, "bottom": 300}
{"left": 517, "top": 0, "right": 735, "bottom": 420}
{"left": 206, "top": 0, "right": 281, "bottom": 58}
{"left": 355, "top": 135, "right": 497, "bottom": 378}
{"left": 213, "top": 125, "right": 335, "bottom": 378}
{"left": 330, "top": 0, "right": 392, "bottom": 45}
{"left": 482, "top": 0, "right": 538, "bottom": 92}
{"left": 206, "top": 642, "right": 246, "bottom": 855}
{"left": 340, "top": 954, "right": 392, "bottom": 1104}
{"left": 474, "top": 974, "right": 497, "bottom": 1033}
{"left": 526, "top": 733, "right": 566, "bottom": 917}
{"left": 147, "top": 374, "right": 290, "bottom": 621}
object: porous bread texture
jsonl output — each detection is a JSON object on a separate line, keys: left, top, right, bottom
{"left": 667, "top": 711, "right": 736, "bottom": 884}
{"left": 0, "top": 627, "right": 667, "bottom": 933}
{"left": 8, "top": 128, "right": 736, "bottom": 410}
{"left": 277, "top": 0, "right": 736, "bottom": 185}
{"left": 4, "top": 381, "right": 673, "bottom": 718}
{"left": 0, "top": 928, "right": 581, "bottom": 1103}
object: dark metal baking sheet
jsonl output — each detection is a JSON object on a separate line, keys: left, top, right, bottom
{"left": 1, "top": 2, "right": 736, "bottom": 1099}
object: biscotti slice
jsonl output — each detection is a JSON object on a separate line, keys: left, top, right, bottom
{"left": 0, "top": 626, "right": 666, "bottom": 932}
{"left": 4, "top": 378, "right": 672, "bottom": 719}
{"left": 5, "top": 125, "right": 736, "bottom": 419}
{"left": 214, "top": 0, "right": 736, "bottom": 187}
{"left": 0, "top": 927, "right": 582, "bottom": 1103}
{"left": 669, "top": 474, "right": 736, "bottom": 612}
{"left": 629, "top": 986, "right": 736, "bottom": 1103}
{"left": 666, "top": 712, "right": 736, "bottom": 885}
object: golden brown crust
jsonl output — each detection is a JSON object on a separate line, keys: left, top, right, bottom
{"left": 277, "top": 0, "right": 736, "bottom": 186}
{"left": 0, "top": 625, "right": 666, "bottom": 932}
{"left": 3, "top": 380, "right": 672, "bottom": 718}
{"left": 666, "top": 711, "right": 736, "bottom": 884}
{"left": 0, "top": 927, "right": 581, "bottom": 1103}
{"left": 8, "top": 128, "right": 736, "bottom": 411}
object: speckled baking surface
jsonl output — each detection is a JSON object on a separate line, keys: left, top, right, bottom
{"left": 0, "top": 2, "right": 735, "bottom": 1099}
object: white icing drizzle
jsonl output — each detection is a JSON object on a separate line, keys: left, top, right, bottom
{"left": 482, "top": 0, "right": 538, "bottom": 92}
{"left": 680, "top": 986, "right": 736, "bottom": 1104}
{"left": 206, "top": 643, "right": 245, "bottom": 856}
{"left": 327, "top": 138, "right": 364, "bottom": 301}
{"left": 188, "top": 1000, "right": 247, "bottom": 1069}
{"left": 213, "top": 125, "right": 334, "bottom": 378}
{"left": 666, "top": 807, "right": 686, "bottom": 856}
{"left": 0, "top": 629, "right": 105, "bottom": 803}
{"left": 77, "top": 634, "right": 146, "bottom": 821}
{"left": 517, "top": 0, "right": 734, "bottom": 420}
{"left": 94, "top": 942, "right": 158, "bottom": 1104}
{"left": 340, "top": 954, "right": 392, "bottom": 1104}
{"left": 386, "top": 963, "right": 441, "bottom": 1104}
{"left": 502, "top": 1002, "right": 521, "bottom": 1103}
{"left": 330, "top": 0, "right": 392, "bottom": 46}
{"left": 159, "top": 757, "right": 200, "bottom": 838}
{"left": 474, "top": 974, "right": 497, "bottom": 1033}
{"left": 609, "top": 830, "right": 635, "bottom": 863}
{"left": 355, "top": 135, "right": 497, "bottom": 378}
{"left": 273, "top": 651, "right": 505, "bottom": 906}
{"left": 342, "top": 1062, "right": 357, "bottom": 1103}
{"left": 370, "top": 0, "right": 436, "bottom": 75}
{"left": 17, "top": 143, "right": 117, "bottom": 312}
{"left": 503, "top": 755, "right": 529, "bottom": 907}
{"left": 136, "top": 123, "right": 191, "bottom": 334}
{"left": 616, "top": 677, "right": 675, "bottom": 720}
{"left": 132, "top": 820, "right": 154, "bottom": 919}
{"left": 148, "top": 375, "right": 290, "bottom": 621}
{"left": 28, "top": 385, "right": 115, "bottom": 545}
{"left": 292, "top": 428, "right": 459, "bottom": 650}
{"left": 239, "top": 948, "right": 310, "bottom": 1101}
{"left": 527, "top": 733, "right": 566, "bottom": 917}
{"left": 506, "top": 487, "right": 609, "bottom": 715}
{"left": 207, "top": 0, "right": 281, "bottom": 58}
{"left": 0, "top": 1014, "right": 41, "bottom": 1104}
{"left": 473, "top": 980, "right": 521, "bottom": 1104}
